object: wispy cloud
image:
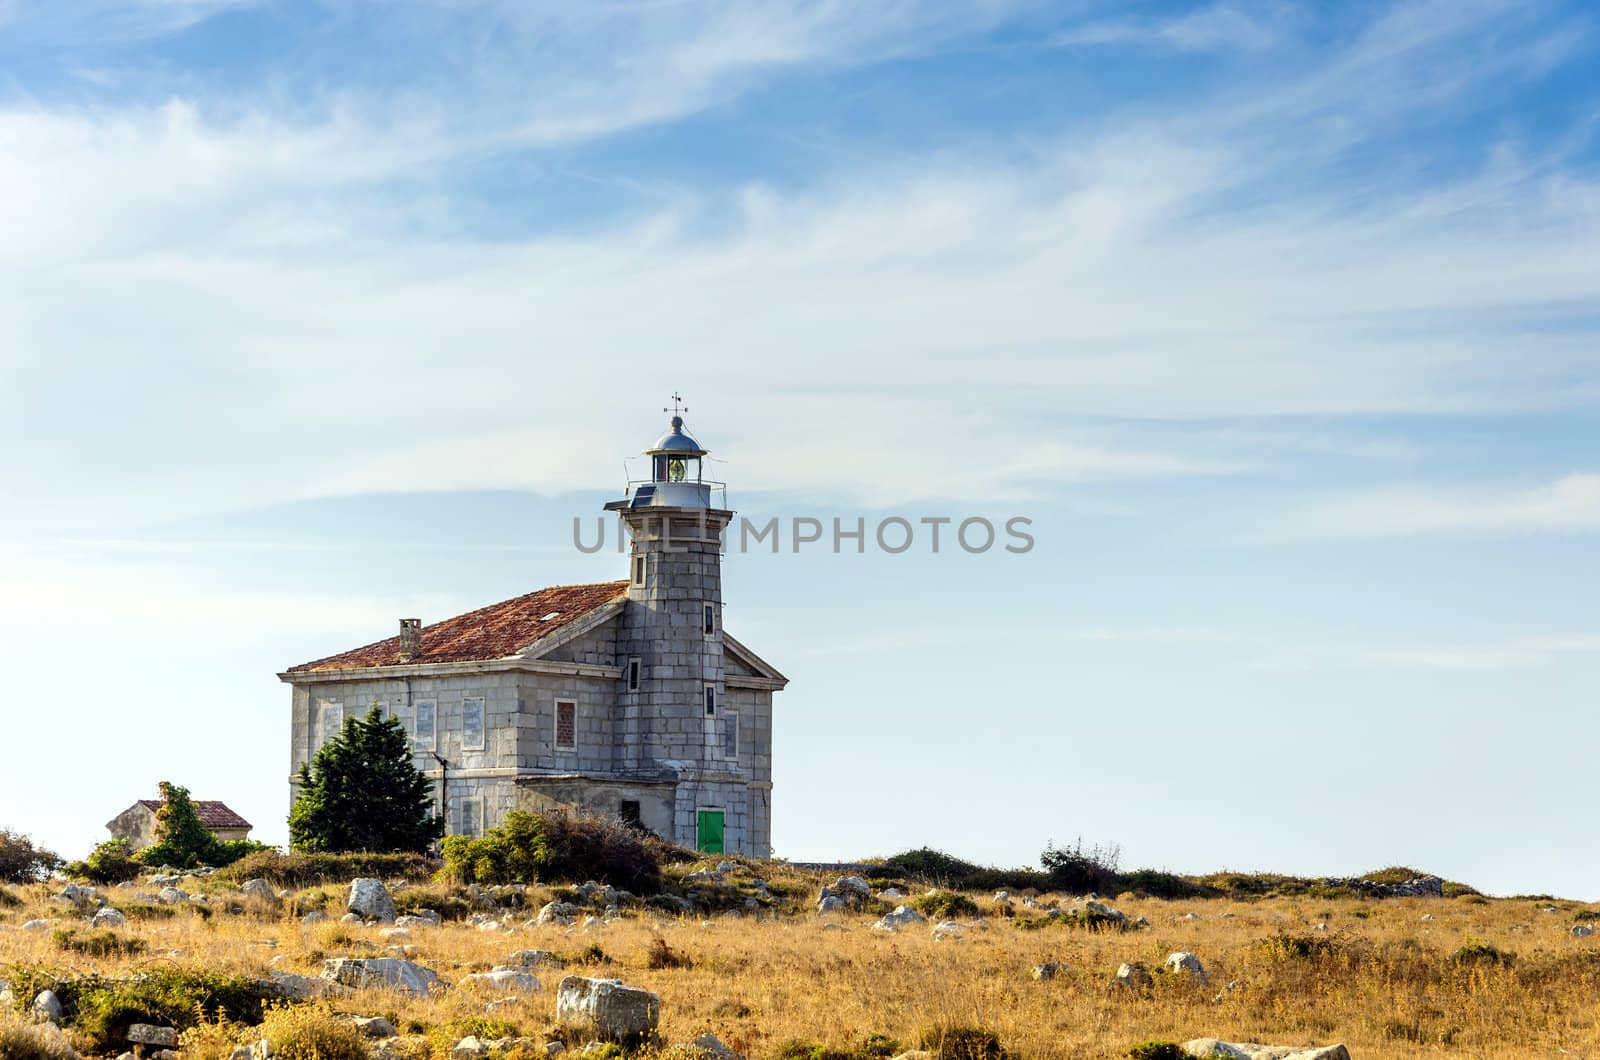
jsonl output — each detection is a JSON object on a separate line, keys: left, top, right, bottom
{"left": 1053, "top": 1, "right": 1296, "bottom": 52}
{"left": 1272, "top": 473, "right": 1600, "bottom": 540}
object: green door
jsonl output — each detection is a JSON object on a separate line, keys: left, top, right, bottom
{"left": 696, "top": 810, "right": 725, "bottom": 854}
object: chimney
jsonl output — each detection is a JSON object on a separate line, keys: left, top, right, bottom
{"left": 398, "top": 618, "right": 421, "bottom": 662}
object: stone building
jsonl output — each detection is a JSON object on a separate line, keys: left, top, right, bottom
{"left": 106, "top": 800, "right": 253, "bottom": 851}
{"left": 279, "top": 409, "right": 787, "bottom": 856}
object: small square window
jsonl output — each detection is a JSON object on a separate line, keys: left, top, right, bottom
{"left": 462, "top": 696, "right": 485, "bottom": 751}
{"left": 555, "top": 700, "right": 577, "bottom": 751}
{"left": 703, "top": 603, "right": 716, "bottom": 636}
{"left": 703, "top": 684, "right": 716, "bottom": 717}
{"left": 414, "top": 701, "right": 436, "bottom": 751}
{"left": 627, "top": 657, "right": 641, "bottom": 692}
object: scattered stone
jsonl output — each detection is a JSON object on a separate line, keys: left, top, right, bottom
{"left": 480, "top": 920, "right": 506, "bottom": 932}
{"left": 463, "top": 970, "right": 542, "bottom": 993}
{"left": 544, "top": 1042, "right": 567, "bottom": 1057}
{"left": 874, "top": 905, "right": 927, "bottom": 932}
{"left": 688, "top": 1032, "right": 742, "bottom": 1060}
{"left": 268, "top": 970, "right": 332, "bottom": 999}
{"left": 1175, "top": 912, "right": 1202, "bottom": 922}
{"left": 880, "top": 888, "right": 905, "bottom": 899}
{"left": 90, "top": 907, "right": 127, "bottom": 929}
{"left": 452, "top": 1035, "right": 489, "bottom": 1059}
{"left": 355, "top": 1016, "right": 397, "bottom": 1038}
{"left": 1213, "top": 979, "right": 1248, "bottom": 1003}
{"left": 340, "top": 913, "right": 364, "bottom": 924}
{"left": 538, "top": 901, "right": 580, "bottom": 926}
{"left": 380, "top": 928, "right": 412, "bottom": 941}
{"left": 240, "top": 879, "right": 276, "bottom": 902}
{"left": 22, "top": 919, "right": 51, "bottom": 931}
{"left": 157, "top": 888, "right": 188, "bottom": 904}
{"left": 1313, "top": 922, "right": 1329, "bottom": 932}
{"left": 1032, "top": 962, "right": 1066, "bottom": 981}
{"left": 817, "top": 896, "right": 846, "bottom": 916}
{"left": 833, "top": 876, "right": 871, "bottom": 899}
{"left": 1574, "top": 925, "right": 1595, "bottom": 938}
{"left": 128, "top": 1025, "right": 180, "bottom": 1047}
{"left": 1182, "top": 1039, "right": 1349, "bottom": 1060}
{"left": 347, "top": 879, "right": 397, "bottom": 922}
{"left": 1113, "top": 963, "right": 1151, "bottom": 988}
{"left": 1164, "top": 951, "right": 1207, "bottom": 982}
{"left": 1419, "top": 914, "right": 1434, "bottom": 922}
{"left": 1085, "top": 900, "right": 1126, "bottom": 923}
{"left": 555, "top": 976, "right": 661, "bottom": 1041}
{"left": 507, "top": 949, "right": 566, "bottom": 969}
{"left": 395, "top": 914, "right": 438, "bottom": 929}
{"left": 321, "top": 957, "right": 439, "bottom": 996}
{"left": 33, "top": 988, "right": 64, "bottom": 1021}
{"left": 931, "top": 920, "right": 965, "bottom": 941}
{"left": 300, "top": 911, "right": 328, "bottom": 924}
{"left": 821, "top": 924, "right": 849, "bottom": 933}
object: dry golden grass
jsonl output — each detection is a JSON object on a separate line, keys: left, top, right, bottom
{"left": 2, "top": 874, "right": 1599, "bottom": 1059}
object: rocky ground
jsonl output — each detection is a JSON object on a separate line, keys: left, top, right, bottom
{"left": 2, "top": 860, "right": 1597, "bottom": 1059}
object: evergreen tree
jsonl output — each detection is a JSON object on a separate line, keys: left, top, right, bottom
{"left": 289, "top": 705, "right": 442, "bottom": 853}
{"left": 140, "top": 782, "right": 219, "bottom": 868}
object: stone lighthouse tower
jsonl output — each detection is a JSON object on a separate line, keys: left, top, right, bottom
{"left": 605, "top": 399, "right": 759, "bottom": 855}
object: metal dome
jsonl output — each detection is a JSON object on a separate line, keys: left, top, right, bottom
{"left": 646, "top": 415, "right": 707, "bottom": 456}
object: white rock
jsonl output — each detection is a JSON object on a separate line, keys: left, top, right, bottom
{"left": 880, "top": 888, "right": 904, "bottom": 899}
{"left": 395, "top": 914, "right": 438, "bottom": 929}
{"left": 1114, "top": 963, "right": 1151, "bottom": 988}
{"left": 873, "top": 905, "right": 926, "bottom": 931}
{"left": 300, "top": 911, "right": 327, "bottom": 924}
{"left": 817, "top": 896, "right": 846, "bottom": 916}
{"left": 538, "top": 901, "right": 579, "bottom": 926}
{"left": 931, "top": 920, "right": 965, "bottom": 941}
{"left": 690, "top": 1032, "right": 742, "bottom": 1060}
{"left": 555, "top": 976, "right": 661, "bottom": 1041}
{"left": 21, "top": 919, "right": 51, "bottom": 931}
{"left": 380, "top": 928, "right": 412, "bottom": 941}
{"left": 90, "top": 907, "right": 127, "bottom": 929}
{"left": 1181, "top": 1040, "right": 1350, "bottom": 1060}
{"left": 128, "top": 1025, "right": 180, "bottom": 1047}
{"left": 833, "top": 876, "right": 871, "bottom": 898}
{"left": 1031, "top": 962, "right": 1065, "bottom": 980}
{"left": 241, "top": 879, "right": 276, "bottom": 902}
{"left": 34, "top": 988, "right": 64, "bottom": 1021}
{"left": 1574, "top": 924, "right": 1595, "bottom": 938}
{"left": 157, "top": 888, "right": 188, "bottom": 904}
{"left": 347, "top": 879, "right": 397, "bottom": 922}
{"left": 463, "top": 970, "right": 542, "bottom": 994}
{"left": 1164, "top": 951, "right": 1207, "bottom": 981}
{"left": 321, "top": 957, "right": 438, "bottom": 996}
{"left": 268, "top": 971, "right": 330, "bottom": 999}
{"left": 452, "top": 1035, "right": 489, "bottom": 1059}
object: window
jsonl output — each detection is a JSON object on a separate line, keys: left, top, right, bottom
{"left": 459, "top": 796, "right": 483, "bottom": 837}
{"left": 414, "top": 700, "right": 436, "bottom": 751}
{"left": 632, "top": 555, "right": 646, "bottom": 586}
{"left": 462, "top": 696, "right": 485, "bottom": 751}
{"left": 555, "top": 700, "right": 577, "bottom": 751}
{"left": 722, "top": 711, "right": 739, "bottom": 759}
{"left": 620, "top": 800, "right": 642, "bottom": 829}
{"left": 703, "top": 603, "right": 716, "bottom": 636}
{"left": 319, "top": 701, "right": 343, "bottom": 744}
{"left": 627, "top": 657, "right": 641, "bottom": 692}
{"left": 703, "top": 684, "right": 716, "bottom": 717}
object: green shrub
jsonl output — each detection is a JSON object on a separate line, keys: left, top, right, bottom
{"left": 913, "top": 892, "right": 981, "bottom": 919}
{"left": 861, "top": 1033, "right": 901, "bottom": 1057}
{"left": 64, "top": 840, "right": 143, "bottom": 884}
{"left": 441, "top": 808, "right": 660, "bottom": 891}
{"left": 0, "top": 887, "right": 19, "bottom": 908}
{"left": 1574, "top": 909, "right": 1600, "bottom": 922}
{"left": 917, "top": 1025, "right": 1005, "bottom": 1060}
{"left": 0, "top": 829, "right": 63, "bottom": 884}
{"left": 1127, "top": 1043, "right": 1186, "bottom": 1060}
{"left": 213, "top": 849, "right": 436, "bottom": 887}
{"left": 775, "top": 1039, "right": 854, "bottom": 1060}
{"left": 1119, "top": 870, "right": 1211, "bottom": 900}
{"left": 880, "top": 848, "right": 1051, "bottom": 893}
{"left": 12, "top": 967, "right": 281, "bottom": 1050}
{"left": 1450, "top": 939, "right": 1514, "bottom": 966}
{"left": 52, "top": 929, "right": 147, "bottom": 959}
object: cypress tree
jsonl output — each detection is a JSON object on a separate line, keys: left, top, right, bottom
{"left": 289, "top": 704, "right": 442, "bottom": 853}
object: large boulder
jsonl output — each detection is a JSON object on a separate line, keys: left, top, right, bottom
{"left": 833, "top": 876, "right": 871, "bottom": 899}
{"left": 1183, "top": 1041, "right": 1350, "bottom": 1060}
{"left": 321, "top": 957, "right": 438, "bottom": 996}
{"left": 817, "top": 896, "right": 846, "bottom": 916}
{"left": 128, "top": 1025, "right": 181, "bottom": 1047}
{"left": 347, "top": 879, "right": 397, "bottom": 922}
{"left": 33, "top": 989, "right": 64, "bottom": 1022}
{"left": 555, "top": 976, "right": 661, "bottom": 1042}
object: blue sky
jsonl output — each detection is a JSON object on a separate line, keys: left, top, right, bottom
{"left": 1, "top": 0, "right": 1597, "bottom": 898}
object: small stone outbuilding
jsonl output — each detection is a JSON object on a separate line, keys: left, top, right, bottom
{"left": 106, "top": 800, "right": 254, "bottom": 851}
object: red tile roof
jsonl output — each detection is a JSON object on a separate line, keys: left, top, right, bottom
{"left": 137, "top": 800, "right": 253, "bottom": 831}
{"left": 286, "top": 580, "right": 629, "bottom": 674}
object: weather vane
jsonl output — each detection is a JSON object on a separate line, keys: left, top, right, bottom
{"left": 664, "top": 392, "right": 688, "bottom": 417}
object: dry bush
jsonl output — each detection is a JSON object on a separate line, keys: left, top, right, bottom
{"left": 261, "top": 1003, "right": 371, "bottom": 1060}
{"left": 0, "top": 1015, "right": 78, "bottom": 1060}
